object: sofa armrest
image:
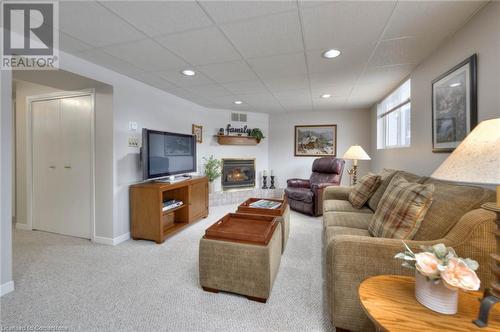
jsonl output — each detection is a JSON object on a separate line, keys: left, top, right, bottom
{"left": 323, "top": 186, "right": 352, "bottom": 201}
{"left": 287, "top": 179, "right": 310, "bottom": 188}
{"left": 325, "top": 208, "right": 496, "bottom": 331}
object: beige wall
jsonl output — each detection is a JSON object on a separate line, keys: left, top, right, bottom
{"left": 269, "top": 109, "right": 372, "bottom": 188}
{"left": 370, "top": 1, "right": 500, "bottom": 175}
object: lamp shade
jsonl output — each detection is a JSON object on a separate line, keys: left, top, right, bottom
{"left": 432, "top": 118, "right": 500, "bottom": 185}
{"left": 343, "top": 145, "right": 371, "bottom": 160}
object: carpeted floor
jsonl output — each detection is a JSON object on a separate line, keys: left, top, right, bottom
{"left": 1, "top": 205, "right": 333, "bottom": 331}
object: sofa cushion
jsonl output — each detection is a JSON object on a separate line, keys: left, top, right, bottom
{"left": 325, "top": 226, "right": 371, "bottom": 245}
{"left": 349, "top": 173, "right": 381, "bottom": 208}
{"left": 368, "top": 175, "right": 435, "bottom": 239}
{"left": 323, "top": 200, "right": 373, "bottom": 214}
{"left": 367, "top": 169, "right": 424, "bottom": 211}
{"left": 323, "top": 212, "right": 372, "bottom": 230}
{"left": 284, "top": 187, "right": 313, "bottom": 203}
{"left": 413, "top": 178, "right": 496, "bottom": 240}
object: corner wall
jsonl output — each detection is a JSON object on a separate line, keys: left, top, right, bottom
{"left": 370, "top": 1, "right": 500, "bottom": 175}
{"left": 0, "top": 69, "right": 14, "bottom": 295}
{"left": 269, "top": 109, "right": 372, "bottom": 188}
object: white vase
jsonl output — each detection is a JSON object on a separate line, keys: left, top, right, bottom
{"left": 208, "top": 181, "right": 215, "bottom": 194}
{"left": 415, "top": 271, "right": 458, "bottom": 314}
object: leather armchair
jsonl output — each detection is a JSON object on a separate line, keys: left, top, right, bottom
{"left": 285, "top": 157, "right": 345, "bottom": 216}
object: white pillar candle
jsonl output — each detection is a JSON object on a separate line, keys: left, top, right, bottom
{"left": 263, "top": 170, "right": 267, "bottom": 176}
{"left": 270, "top": 170, "right": 274, "bottom": 176}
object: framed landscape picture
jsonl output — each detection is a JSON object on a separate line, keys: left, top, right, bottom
{"left": 294, "top": 124, "right": 337, "bottom": 157}
{"left": 192, "top": 124, "right": 202, "bottom": 143}
{"left": 432, "top": 54, "right": 477, "bottom": 152}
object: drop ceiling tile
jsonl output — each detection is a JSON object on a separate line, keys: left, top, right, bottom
{"left": 199, "top": 1, "right": 296, "bottom": 23}
{"left": 384, "top": 1, "right": 486, "bottom": 39}
{"left": 301, "top": 1, "right": 395, "bottom": 50}
{"left": 127, "top": 72, "right": 178, "bottom": 90}
{"left": 103, "top": 39, "right": 187, "bottom": 71}
{"left": 74, "top": 49, "right": 143, "bottom": 76}
{"left": 274, "top": 89, "right": 312, "bottom": 110}
{"left": 100, "top": 1, "right": 213, "bottom": 37}
{"left": 239, "top": 93, "right": 283, "bottom": 110}
{"left": 220, "top": 11, "right": 303, "bottom": 58}
{"left": 59, "top": 32, "right": 94, "bottom": 54}
{"left": 349, "top": 83, "right": 393, "bottom": 108}
{"left": 359, "top": 64, "right": 413, "bottom": 86}
{"left": 262, "top": 74, "right": 310, "bottom": 92}
{"left": 247, "top": 52, "right": 307, "bottom": 79}
{"left": 221, "top": 80, "right": 269, "bottom": 95}
{"left": 369, "top": 35, "right": 444, "bottom": 67}
{"left": 59, "top": 1, "right": 145, "bottom": 47}
{"left": 306, "top": 43, "right": 374, "bottom": 74}
{"left": 185, "top": 84, "right": 232, "bottom": 98}
{"left": 208, "top": 96, "right": 252, "bottom": 110}
{"left": 198, "top": 60, "right": 258, "bottom": 83}
{"left": 155, "top": 27, "right": 241, "bottom": 66}
{"left": 156, "top": 69, "right": 214, "bottom": 87}
{"left": 312, "top": 96, "right": 347, "bottom": 111}
{"left": 309, "top": 71, "right": 360, "bottom": 94}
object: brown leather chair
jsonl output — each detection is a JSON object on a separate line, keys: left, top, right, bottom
{"left": 284, "top": 157, "right": 345, "bottom": 216}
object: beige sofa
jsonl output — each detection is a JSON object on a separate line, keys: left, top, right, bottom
{"left": 323, "top": 169, "right": 496, "bottom": 331}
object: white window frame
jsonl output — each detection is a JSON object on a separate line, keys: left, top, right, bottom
{"left": 377, "top": 79, "right": 411, "bottom": 150}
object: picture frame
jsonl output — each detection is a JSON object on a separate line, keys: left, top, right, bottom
{"left": 432, "top": 54, "right": 477, "bottom": 153}
{"left": 192, "top": 124, "right": 202, "bottom": 143}
{"left": 294, "top": 124, "right": 337, "bottom": 157}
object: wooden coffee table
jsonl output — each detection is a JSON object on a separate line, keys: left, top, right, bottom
{"left": 359, "top": 275, "right": 500, "bottom": 331}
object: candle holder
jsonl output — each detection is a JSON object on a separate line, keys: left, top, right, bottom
{"left": 270, "top": 175, "right": 275, "bottom": 189}
{"left": 262, "top": 175, "right": 268, "bottom": 189}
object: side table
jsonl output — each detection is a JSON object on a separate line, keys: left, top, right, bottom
{"left": 359, "top": 275, "right": 500, "bottom": 331}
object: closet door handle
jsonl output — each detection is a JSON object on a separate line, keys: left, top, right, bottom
{"left": 64, "top": 165, "right": 71, "bottom": 169}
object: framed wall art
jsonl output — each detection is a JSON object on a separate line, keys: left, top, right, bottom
{"left": 432, "top": 54, "right": 477, "bottom": 152}
{"left": 192, "top": 124, "right": 203, "bottom": 143}
{"left": 294, "top": 124, "right": 337, "bottom": 157}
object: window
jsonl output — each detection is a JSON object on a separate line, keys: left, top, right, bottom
{"left": 377, "top": 79, "right": 411, "bottom": 149}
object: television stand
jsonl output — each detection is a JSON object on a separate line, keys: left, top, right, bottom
{"left": 130, "top": 176, "right": 208, "bottom": 243}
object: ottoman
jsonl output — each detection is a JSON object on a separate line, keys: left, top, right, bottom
{"left": 199, "top": 213, "right": 282, "bottom": 303}
{"left": 236, "top": 198, "right": 290, "bottom": 253}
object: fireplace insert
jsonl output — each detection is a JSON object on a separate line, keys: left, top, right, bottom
{"left": 221, "top": 159, "right": 256, "bottom": 190}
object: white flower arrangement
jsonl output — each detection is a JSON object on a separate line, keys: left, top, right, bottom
{"left": 395, "top": 242, "right": 481, "bottom": 291}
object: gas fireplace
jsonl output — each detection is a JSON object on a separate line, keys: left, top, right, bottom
{"left": 221, "top": 159, "right": 256, "bottom": 190}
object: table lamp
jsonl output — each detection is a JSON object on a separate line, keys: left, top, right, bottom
{"left": 432, "top": 118, "right": 500, "bottom": 327}
{"left": 342, "top": 145, "right": 371, "bottom": 185}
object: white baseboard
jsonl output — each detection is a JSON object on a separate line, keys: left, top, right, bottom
{"left": 15, "top": 223, "right": 31, "bottom": 230}
{"left": 113, "top": 232, "right": 130, "bottom": 245}
{"left": 0, "top": 281, "right": 15, "bottom": 297}
{"left": 94, "top": 233, "right": 130, "bottom": 246}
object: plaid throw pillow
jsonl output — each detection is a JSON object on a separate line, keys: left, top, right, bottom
{"left": 348, "top": 173, "right": 381, "bottom": 209}
{"left": 368, "top": 175, "right": 435, "bottom": 239}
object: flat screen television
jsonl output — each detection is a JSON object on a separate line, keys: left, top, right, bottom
{"left": 141, "top": 129, "right": 196, "bottom": 180}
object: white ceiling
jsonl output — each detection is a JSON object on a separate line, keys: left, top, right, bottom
{"left": 55, "top": 0, "right": 486, "bottom": 113}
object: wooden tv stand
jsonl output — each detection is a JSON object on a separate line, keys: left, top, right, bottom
{"left": 130, "top": 176, "right": 209, "bottom": 244}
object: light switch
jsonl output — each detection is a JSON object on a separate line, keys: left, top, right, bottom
{"left": 128, "top": 136, "right": 139, "bottom": 147}
{"left": 128, "top": 121, "right": 138, "bottom": 132}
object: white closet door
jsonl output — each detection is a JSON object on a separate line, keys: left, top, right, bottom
{"left": 59, "top": 96, "right": 92, "bottom": 238}
{"left": 32, "top": 99, "right": 63, "bottom": 235}
{"left": 32, "top": 94, "right": 92, "bottom": 239}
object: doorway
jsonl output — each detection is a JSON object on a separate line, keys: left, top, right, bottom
{"left": 27, "top": 90, "right": 95, "bottom": 239}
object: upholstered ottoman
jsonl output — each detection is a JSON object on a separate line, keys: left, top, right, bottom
{"left": 199, "top": 213, "right": 282, "bottom": 302}
{"left": 236, "top": 198, "right": 290, "bottom": 253}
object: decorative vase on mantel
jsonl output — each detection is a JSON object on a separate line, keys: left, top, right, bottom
{"left": 415, "top": 271, "right": 458, "bottom": 314}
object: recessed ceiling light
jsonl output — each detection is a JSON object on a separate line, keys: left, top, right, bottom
{"left": 233, "top": 100, "right": 243, "bottom": 105}
{"left": 321, "top": 94, "right": 332, "bottom": 99}
{"left": 322, "top": 49, "right": 341, "bottom": 59}
{"left": 449, "top": 82, "right": 462, "bottom": 87}
{"left": 181, "top": 69, "right": 196, "bottom": 76}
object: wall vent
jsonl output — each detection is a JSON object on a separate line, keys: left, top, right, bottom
{"left": 231, "top": 112, "right": 247, "bottom": 122}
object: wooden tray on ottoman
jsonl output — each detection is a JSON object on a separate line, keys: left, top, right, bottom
{"left": 204, "top": 213, "right": 278, "bottom": 246}
{"left": 237, "top": 198, "right": 287, "bottom": 216}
